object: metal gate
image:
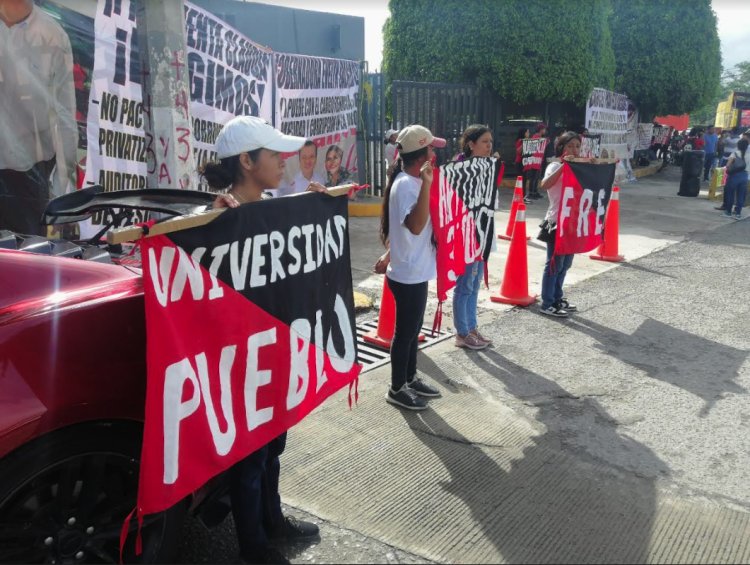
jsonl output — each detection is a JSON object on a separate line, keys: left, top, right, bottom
{"left": 391, "top": 80, "right": 503, "bottom": 164}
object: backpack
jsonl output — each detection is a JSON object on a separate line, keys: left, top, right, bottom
{"left": 727, "top": 152, "right": 746, "bottom": 174}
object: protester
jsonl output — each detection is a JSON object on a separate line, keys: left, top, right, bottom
{"left": 452, "top": 125, "right": 495, "bottom": 350}
{"left": 324, "top": 144, "right": 351, "bottom": 187}
{"left": 278, "top": 140, "right": 325, "bottom": 196}
{"left": 538, "top": 131, "right": 587, "bottom": 317}
{"left": 523, "top": 123, "right": 547, "bottom": 200}
{"left": 0, "top": 0, "right": 77, "bottom": 235}
{"left": 384, "top": 128, "right": 399, "bottom": 172}
{"left": 200, "top": 116, "right": 325, "bottom": 565}
{"left": 702, "top": 126, "right": 719, "bottom": 182}
{"left": 721, "top": 137, "right": 748, "bottom": 220}
{"left": 378, "top": 124, "right": 446, "bottom": 410}
{"left": 515, "top": 127, "right": 532, "bottom": 203}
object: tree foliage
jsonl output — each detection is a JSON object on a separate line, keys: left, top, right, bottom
{"left": 382, "top": 0, "right": 615, "bottom": 106}
{"left": 609, "top": 0, "right": 721, "bottom": 119}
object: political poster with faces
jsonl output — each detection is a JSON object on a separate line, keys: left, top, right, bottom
{"left": 274, "top": 53, "right": 360, "bottom": 196}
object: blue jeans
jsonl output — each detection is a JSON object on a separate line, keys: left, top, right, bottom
{"left": 724, "top": 171, "right": 749, "bottom": 215}
{"left": 703, "top": 152, "right": 716, "bottom": 181}
{"left": 541, "top": 241, "right": 574, "bottom": 309}
{"left": 453, "top": 260, "right": 483, "bottom": 335}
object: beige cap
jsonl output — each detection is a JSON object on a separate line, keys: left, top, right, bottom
{"left": 396, "top": 125, "right": 446, "bottom": 154}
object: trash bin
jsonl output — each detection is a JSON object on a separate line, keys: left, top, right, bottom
{"left": 678, "top": 150, "right": 704, "bottom": 197}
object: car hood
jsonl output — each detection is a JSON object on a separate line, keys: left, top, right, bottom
{"left": 0, "top": 249, "right": 143, "bottom": 324}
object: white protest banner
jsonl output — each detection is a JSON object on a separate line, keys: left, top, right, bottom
{"left": 585, "top": 88, "right": 629, "bottom": 160}
{"left": 637, "top": 123, "right": 654, "bottom": 151}
{"left": 83, "top": 0, "right": 148, "bottom": 233}
{"left": 275, "top": 53, "right": 360, "bottom": 195}
{"left": 625, "top": 102, "right": 639, "bottom": 158}
{"left": 185, "top": 2, "right": 273, "bottom": 189}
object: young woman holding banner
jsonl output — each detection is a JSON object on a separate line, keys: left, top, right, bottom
{"left": 452, "top": 124, "right": 496, "bottom": 350}
{"left": 538, "top": 131, "right": 583, "bottom": 318}
{"left": 379, "top": 124, "right": 446, "bottom": 411}
{"left": 202, "top": 116, "right": 325, "bottom": 565}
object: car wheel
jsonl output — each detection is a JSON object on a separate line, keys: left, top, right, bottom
{"left": 0, "top": 421, "right": 187, "bottom": 564}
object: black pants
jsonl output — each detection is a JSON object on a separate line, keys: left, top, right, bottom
{"left": 0, "top": 158, "right": 55, "bottom": 236}
{"left": 524, "top": 168, "right": 540, "bottom": 197}
{"left": 229, "top": 432, "right": 287, "bottom": 557}
{"left": 387, "top": 277, "right": 428, "bottom": 390}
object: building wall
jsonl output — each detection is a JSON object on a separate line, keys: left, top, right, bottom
{"left": 191, "top": 0, "right": 364, "bottom": 62}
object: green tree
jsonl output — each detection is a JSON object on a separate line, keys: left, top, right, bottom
{"left": 610, "top": 0, "right": 721, "bottom": 120}
{"left": 382, "top": 0, "right": 615, "bottom": 106}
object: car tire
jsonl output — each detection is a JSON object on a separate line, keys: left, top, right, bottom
{"left": 0, "top": 421, "right": 187, "bottom": 564}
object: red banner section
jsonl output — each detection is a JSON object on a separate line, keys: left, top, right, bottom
{"left": 556, "top": 162, "right": 617, "bottom": 255}
{"left": 430, "top": 157, "right": 500, "bottom": 302}
{"left": 138, "top": 194, "right": 361, "bottom": 516}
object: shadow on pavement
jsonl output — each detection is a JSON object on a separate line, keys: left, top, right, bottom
{"left": 399, "top": 349, "right": 668, "bottom": 563}
{"left": 568, "top": 316, "right": 747, "bottom": 417}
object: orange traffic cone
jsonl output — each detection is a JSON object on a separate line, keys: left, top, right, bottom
{"left": 364, "top": 277, "right": 426, "bottom": 349}
{"left": 590, "top": 185, "right": 625, "bottom": 262}
{"left": 491, "top": 203, "right": 538, "bottom": 306}
{"left": 499, "top": 176, "right": 530, "bottom": 241}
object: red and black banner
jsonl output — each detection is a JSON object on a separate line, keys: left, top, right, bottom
{"left": 556, "top": 161, "right": 617, "bottom": 255}
{"left": 521, "top": 138, "right": 547, "bottom": 171}
{"left": 430, "top": 157, "right": 500, "bottom": 302}
{"left": 138, "top": 193, "right": 361, "bottom": 516}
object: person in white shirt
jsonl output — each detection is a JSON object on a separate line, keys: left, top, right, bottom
{"left": 277, "top": 140, "right": 326, "bottom": 197}
{"left": 384, "top": 128, "right": 399, "bottom": 173}
{"left": 0, "top": 0, "right": 76, "bottom": 235}
{"left": 378, "top": 124, "right": 446, "bottom": 411}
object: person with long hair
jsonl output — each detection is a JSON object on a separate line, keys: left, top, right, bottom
{"left": 452, "top": 124, "right": 496, "bottom": 350}
{"left": 538, "top": 131, "right": 584, "bottom": 318}
{"left": 201, "top": 116, "right": 325, "bottom": 565}
{"left": 324, "top": 144, "right": 351, "bottom": 187}
{"left": 721, "top": 137, "right": 748, "bottom": 220}
{"left": 378, "top": 124, "right": 446, "bottom": 410}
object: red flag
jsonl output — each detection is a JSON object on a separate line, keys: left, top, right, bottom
{"left": 556, "top": 161, "right": 617, "bottom": 255}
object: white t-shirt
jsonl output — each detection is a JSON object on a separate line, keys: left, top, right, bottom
{"left": 277, "top": 171, "right": 326, "bottom": 197}
{"left": 543, "top": 161, "right": 564, "bottom": 223}
{"left": 386, "top": 171, "right": 436, "bottom": 284}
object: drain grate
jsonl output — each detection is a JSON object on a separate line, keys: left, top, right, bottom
{"left": 355, "top": 320, "right": 453, "bottom": 373}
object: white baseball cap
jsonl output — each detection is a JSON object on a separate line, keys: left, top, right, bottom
{"left": 216, "top": 116, "right": 306, "bottom": 159}
{"left": 396, "top": 125, "right": 446, "bottom": 154}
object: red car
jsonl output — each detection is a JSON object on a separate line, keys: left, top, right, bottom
{"left": 0, "top": 188, "right": 220, "bottom": 563}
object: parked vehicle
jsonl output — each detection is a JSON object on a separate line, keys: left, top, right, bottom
{"left": 0, "top": 187, "right": 222, "bottom": 564}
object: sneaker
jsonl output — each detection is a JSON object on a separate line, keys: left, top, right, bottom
{"left": 556, "top": 298, "right": 577, "bottom": 312}
{"left": 407, "top": 376, "right": 441, "bottom": 397}
{"left": 714, "top": 205, "right": 726, "bottom": 210}
{"left": 268, "top": 515, "right": 320, "bottom": 543}
{"left": 734, "top": 213, "right": 743, "bottom": 220}
{"left": 539, "top": 305, "right": 569, "bottom": 318}
{"left": 722, "top": 211, "right": 733, "bottom": 218}
{"left": 386, "top": 385, "right": 429, "bottom": 410}
{"left": 455, "top": 333, "right": 489, "bottom": 350}
{"left": 470, "top": 328, "right": 492, "bottom": 345}
{"left": 242, "top": 546, "right": 290, "bottom": 565}
{"left": 523, "top": 197, "right": 532, "bottom": 204}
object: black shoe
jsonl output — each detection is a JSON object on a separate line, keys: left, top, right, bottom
{"left": 531, "top": 193, "right": 543, "bottom": 200}
{"left": 242, "top": 546, "right": 290, "bottom": 565}
{"left": 269, "top": 515, "right": 320, "bottom": 543}
{"left": 556, "top": 298, "right": 577, "bottom": 312}
{"left": 386, "top": 385, "right": 429, "bottom": 410}
{"left": 407, "top": 376, "right": 441, "bottom": 397}
{"left": 714, "top": 206, "right": 726, "bottom": 210}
